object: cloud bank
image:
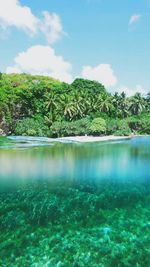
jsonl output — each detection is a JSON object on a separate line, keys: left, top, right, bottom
{"left": 118, "top": 85, "right": 146, "bottom": 96}
{"left": 82, "top": 64, "right": 117, "bottom": 87}
{"left": 0, "top": 0, "right": 63, "bottom": 44}
{"left": 6, "top": 45, "right": 73, "bottom": 83}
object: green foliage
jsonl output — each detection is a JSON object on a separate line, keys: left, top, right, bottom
{"left": 89, "top": 117, "right": 106, "bottom": 135}
{"left": 15, "top": 117, "right": 49, "bottom": 136}
{"left": 0, "top": 73, "right": 150, "bottom": 137}
{"left": 127, "top": 113, "right": 150, "bottom": 134}
{"left": 72, "top": 78, "right": 106, "bottom": 94}
{"left": 106, "top": 118, "right": 120, "bottom": 135}
{"left": 114, "top": 121, "right": 132, "bottom": 136}
{"left": 51, "top": 118, "right": 91, "bottom": 137}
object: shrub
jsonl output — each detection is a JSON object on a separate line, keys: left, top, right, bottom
{"left": 139, "top": 121, "right": 150, "bottom": 134}
{"left": 106, "top": 119, "right": 120, "bottom": 135}
{"left": 89, "top": 118, "right": 106, "bottom": 136}
{"left": 114, "top": 121, "right": 132, "bottom": 136}
{"left": 127, "top": 114, "right": 150, "bottom": 134}
{"left": 51, "top": 118, "right": 91, "bottom": 137}
{"left": 15, "top": 117, "right": 49, "bottom": 136}
{"left": 26, "top": 129, "right": 37, "bottom": 136}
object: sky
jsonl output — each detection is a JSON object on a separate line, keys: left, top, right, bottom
{"left": 0, "top": 0, "right": 150, "bottom": 95}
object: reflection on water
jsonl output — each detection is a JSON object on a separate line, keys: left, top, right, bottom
{"left": 0, "top": 136, "right": 150, "bottom": 188}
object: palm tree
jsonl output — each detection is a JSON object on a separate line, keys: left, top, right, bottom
{"left": 63, "top": 100, "right": 77, "bottom": 120}
{"left": 145, "top": 93, "right": 150, "bottom": 112}
{"left": 129, "top": 93, "right": 145, "bottom": 115}
{"left": 112, "top": 92, "right": 129, "bottom": 118}
{"left": 72, "top": 91, "right": 85, "bottom": 118}
{"left": 119, "top": 92, "right": 130, "bottom": 118}
{"left": 96, "top": 93, "right": 114, "bottom": 115}
{"left": 44, "top": 91, "right": 60, "bottom": 121}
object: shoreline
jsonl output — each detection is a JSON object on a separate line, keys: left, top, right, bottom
{"left": 57, "top": 135, "right": 132, "bottom": 143}
{"left": 6, "top": 134, "right": 150, "bottom": 144}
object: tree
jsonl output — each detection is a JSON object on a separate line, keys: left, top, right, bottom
{"left": 72, "top": 78, "right": 106, "bottom": 95}
{"left": 44, "top": 91, "right": 60, "bottom": 121}
{"left": 129, "top": 93, "right": 145, "bottom": 115}
{"left": 112, "top": 92, "right": 129, "bottom": 118}
{"left": 96, "top": 93, "right": 114, "bottom": 115}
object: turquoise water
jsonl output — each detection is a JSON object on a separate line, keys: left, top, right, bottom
{"left": 0, "top": 136, "right": 150, "bottom": 186}
{"left": 0, "top": 136, "right": 150, "bottom": 266}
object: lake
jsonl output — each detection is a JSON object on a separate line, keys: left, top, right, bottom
{"left": 0, "top": 136, "right": 150, "bottom": 266}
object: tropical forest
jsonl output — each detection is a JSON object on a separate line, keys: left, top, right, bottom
{"left": 0, "top": 73, "right": 150, "bottom": 138}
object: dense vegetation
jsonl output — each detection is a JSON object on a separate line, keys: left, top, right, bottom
{"left": 0, "top": 73, "right": 150, "bottom": 137}
{"left": 0, "top": 180, "right": 150, "bottom": 266}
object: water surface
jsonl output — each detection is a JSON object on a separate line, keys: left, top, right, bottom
{"left": 0, "top": 136, "right": 150, "bottom": 188}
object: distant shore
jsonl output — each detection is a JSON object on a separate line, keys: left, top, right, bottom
{"left": 6, "top": 134, "right": 150, "bottom": 144}
{"left": 57, "top": 135, "right": 132, "bottom": 143}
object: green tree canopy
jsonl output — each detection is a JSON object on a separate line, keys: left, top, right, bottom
{"left": 89, "top": 118, "right": 106, "bottom": 136}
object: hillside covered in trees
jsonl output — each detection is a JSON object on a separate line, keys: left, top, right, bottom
{"left": 0, "top": 73, "right": 150, "bottom": 137}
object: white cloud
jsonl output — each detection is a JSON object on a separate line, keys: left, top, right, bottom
{"left": 0, "top": 0, "right": 63, "bottom": 44}
{"left": 6, "top": 45, "right": 73, "bottom": 83}
{"left": 82, "top": 64, "right": 117, "bottom": 87}
{"left": 129, "top": 14, "right": 141, "bottom": 25}
{"left": 0, "top": 0, "right": 38, "bottom": 35}
{"left": 118, "top": 85, "right": 146, "bottom": 96}
{"left": 40, "top": 12, "right": 63, "bottom": 44}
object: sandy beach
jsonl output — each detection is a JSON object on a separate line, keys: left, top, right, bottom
{"left": 57, "top": 135, "right": 132, "bottom": 143}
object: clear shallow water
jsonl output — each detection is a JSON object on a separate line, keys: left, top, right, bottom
{"left": 0, "top": 136, "right": 150, "bottom": 266}
{"left": 0, "top": 136, "right": 150, "bottom": 188}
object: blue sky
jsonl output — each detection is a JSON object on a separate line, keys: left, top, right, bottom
{"left": 0, "top": 0, "right": 150, "bottom": 95}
